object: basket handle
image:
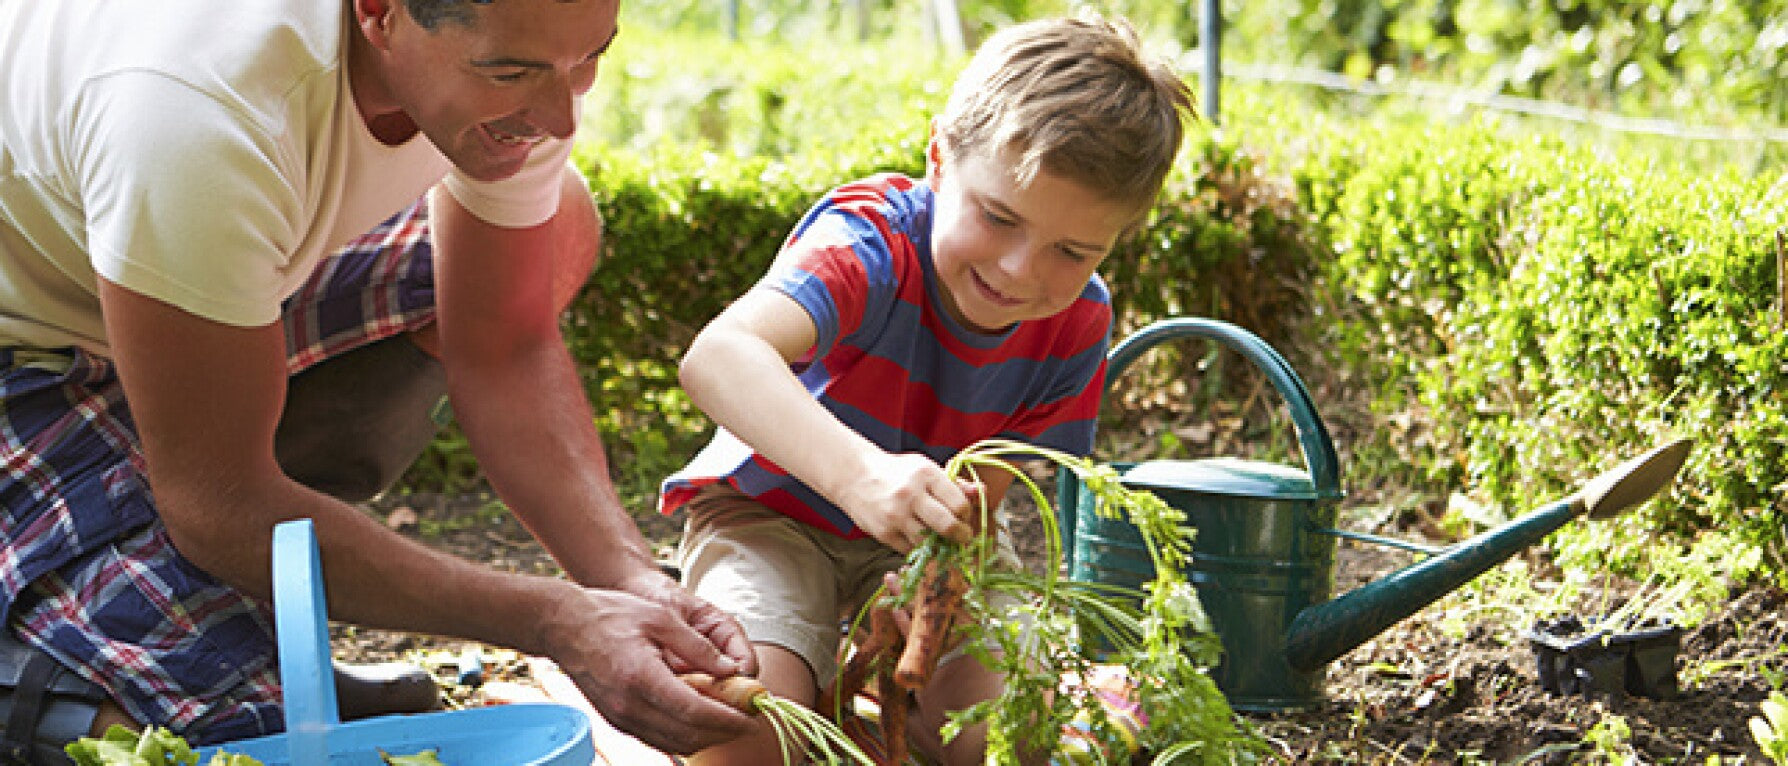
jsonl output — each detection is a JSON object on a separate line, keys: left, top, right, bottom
{"left": 272, "top": 519, "right": 339, "bottom": 762}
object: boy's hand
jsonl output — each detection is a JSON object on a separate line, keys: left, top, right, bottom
{"left": 841, "top": 452, "right": 974, "bottom": 553}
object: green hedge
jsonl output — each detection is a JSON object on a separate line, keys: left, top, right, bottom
{"left": 1260, "top": 103, "right": 1787, "bottom": 563}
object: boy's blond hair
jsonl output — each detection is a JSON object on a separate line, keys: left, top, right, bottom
{"left": 936, "top": 11, "right": 1196, "bottom": 215}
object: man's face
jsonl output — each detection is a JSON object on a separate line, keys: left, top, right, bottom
{"left": 926, "top": 138, "right": 1135, "bottom": 334}
{"left": 364, "top": 0, "right": 618, "bottom": 182}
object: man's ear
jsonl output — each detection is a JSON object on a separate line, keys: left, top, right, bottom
{"left": 355, "top": 0, "right": 398, "bottom": 50}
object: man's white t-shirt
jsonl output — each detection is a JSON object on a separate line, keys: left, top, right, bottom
{"left": 0, "top": 0, "right": 572, "bottom": 354}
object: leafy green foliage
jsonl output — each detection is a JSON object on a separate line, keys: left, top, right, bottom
{"left": 615, "top": 0, "right": 1788, "bottom": 127}
{"left": 66, "top": 726, "right": 447, "bottom": 766}
{"left": 1221, "top": 0, "right": 1788, "bottom": 127}
{"left": 1754, "top": 690, "right": 1788, "bottom": 765}
{"left": 1580, "top": 712, "right": 1638, "bottom": 763}
{"left": 1260, "top": 97, "right": 1787, "bottom": 570}
{"left": 871, "top": 439, "right": 1269, "bottom": 764}
{"left": 67, "top": 725, "right": 254, "bottom": 766}
{"left": 582, "top": 26, "right": 949, "bottom": 160}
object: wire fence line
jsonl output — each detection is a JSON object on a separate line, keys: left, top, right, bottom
{"left": 1182, "top": 57, "right": 1788, "bottom": 145}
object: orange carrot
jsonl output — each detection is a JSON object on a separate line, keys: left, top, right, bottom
{"left": 679, "top": 672, "right": 768, "bottom": 714}
{"left": 825, "top": 601, "right": 901, "bottom": 715}
{"left": 877, "top": 667, "right": 909, "bottom": 765}
{"left": 893, "top": 555, "right": 968, "bottom": 690}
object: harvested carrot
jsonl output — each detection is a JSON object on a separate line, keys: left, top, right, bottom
{"left": 876, "top": 666, "right": 909, "bottom": 766}
{"left": 892, "top": 555, "right": 968, "bottom": 690}
{"left": 679, "top": 672, "right": 768, "bottom": 714}
{"left": 826, "top": 600, "right": 901, "bottom": 715}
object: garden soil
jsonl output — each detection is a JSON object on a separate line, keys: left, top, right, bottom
{"left": 340, "top": 488, "right": 1783, "bottom": 764}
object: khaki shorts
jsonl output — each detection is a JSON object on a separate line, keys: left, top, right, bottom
{"left": 676, "top": 484, "right": 1021, "bottom": 687}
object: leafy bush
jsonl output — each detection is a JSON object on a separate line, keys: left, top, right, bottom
{"left": 613, "top": 0, "right": 1788, "bottom": 127}
{"left": 1221, "top": 0, "right": 1788, "bottom": 126}
{"left": 1264, "top": 99, "right": 1787, "bottom": 570}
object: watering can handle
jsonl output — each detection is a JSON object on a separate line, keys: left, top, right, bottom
{"left": 272, "top": 519, "right": 342, "bottom": 735}
{"left": 1078, "top": 317, "right": 1342, "bottom": 497}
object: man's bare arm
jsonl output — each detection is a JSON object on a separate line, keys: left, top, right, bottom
{"left": 96, "top": 279, "right": 571, "bottom": 650}
{"left": 97, "top": 276, "right": 752, "bottom": 751}
{"left": 426, "top": 174, "right": 759, "bottom": 738}
{"left": 426, "top": 177, "right": 664, "bottom": 591}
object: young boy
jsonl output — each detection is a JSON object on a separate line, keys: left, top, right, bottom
{"left": 660, "top": 12, "right": 1194, "bottom": 764}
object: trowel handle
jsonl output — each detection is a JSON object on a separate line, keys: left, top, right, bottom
{"left": 1099, "top": 318, "right": 1341, "bottom": 497}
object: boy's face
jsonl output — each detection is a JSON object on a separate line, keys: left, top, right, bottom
{"left": 355, "top": 0, "right": 618, "bottom": 182}
{"left": 927, "top": 136, "right": 1136, "bottom": 334}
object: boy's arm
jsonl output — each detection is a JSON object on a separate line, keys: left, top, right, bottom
{"left": 680, "top": 288, "right": 973, "bottom": 553}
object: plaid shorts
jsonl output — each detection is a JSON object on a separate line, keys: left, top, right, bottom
{"left": 0, "top": 199, "right": 438, "bottom": 745}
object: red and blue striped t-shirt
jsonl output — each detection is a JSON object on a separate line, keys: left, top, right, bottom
{"left": 659, "top": 174, "right": 1111, "bottom": 539}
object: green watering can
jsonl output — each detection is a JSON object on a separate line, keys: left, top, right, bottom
{"left": 1058, "top": 318, "right": 1692, "bottom": 711}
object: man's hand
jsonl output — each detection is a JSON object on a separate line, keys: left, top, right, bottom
{"left": 837, "top": 452, "right": 975, "bottom": 553}
{"left": 539, "top": 584, "right": 757, "bottom": 754}
{"left": 614, "top": 569, "right": 758, "bottom": 677}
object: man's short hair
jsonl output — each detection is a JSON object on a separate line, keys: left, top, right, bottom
{"left": 936, "top": 12, "right": 1197, "bottom": 215}
{"left": 403, "top": 0, "right": 494, "bottom": 30}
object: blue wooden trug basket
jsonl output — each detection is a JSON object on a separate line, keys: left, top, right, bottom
{"left": 198, "top": 519, "right": 595, "bottom": 765}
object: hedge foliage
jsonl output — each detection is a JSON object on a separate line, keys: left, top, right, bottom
{"left": 1228, "top": 92, "right": 1787, "bottom": 564}
{"left": 616, "top": 0, "right": 1788, "bottom": 127}
{"left": 1218, "top": 0, "right": 1788, "bottom": 126}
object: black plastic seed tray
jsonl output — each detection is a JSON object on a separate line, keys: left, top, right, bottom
{"left": 1525, "top": 615, "right": 1683, "bottom": 698}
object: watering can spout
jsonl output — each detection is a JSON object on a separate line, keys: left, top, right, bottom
{"left": 1281, "top": 438, "right": 1692, "bottom": 673}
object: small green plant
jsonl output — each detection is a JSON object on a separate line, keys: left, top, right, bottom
{"left": 1582, "top": 713, "right": 1638, "bottom": 765}
{"left": 1585, "top": 532, "right": 1740, "bottom": 636}
{"left": 1765, "top": 661, "right": 1788, "bottom": 692}
{"left": 1752, "top": 691, "right": 1788, "bottom": 765}
{"left": 1680, "top": 646, "right": 1788, "bottom": 692}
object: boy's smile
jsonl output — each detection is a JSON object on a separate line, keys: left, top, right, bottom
{"left": 926, "top": 139, "right": 1137, "bottom": 334}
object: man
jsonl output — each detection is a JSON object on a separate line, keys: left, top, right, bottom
{"left": 0, "top": 0, "right": 756, "bottom": 760}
